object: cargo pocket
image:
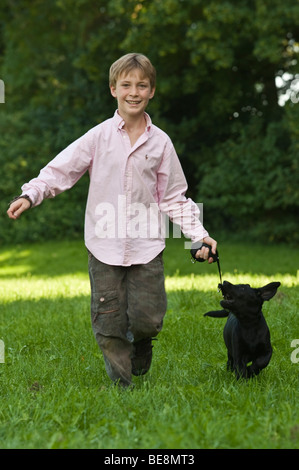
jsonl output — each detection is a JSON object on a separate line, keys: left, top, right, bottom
{"left": 91, "top": 291, "right": 123, "bottom": 337}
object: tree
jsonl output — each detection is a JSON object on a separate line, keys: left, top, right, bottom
{"left": 117, "top": 0, "right": 299, "bottom": 242}
{"left": 0, "top": 0, "right": 298, "bottom": 244}
{"left": 0, "top": 0, "right": 131, "bottom": 242}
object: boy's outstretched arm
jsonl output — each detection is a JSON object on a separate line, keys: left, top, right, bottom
{"left": 7, "top": 197, "right": 31, "bottom": 220}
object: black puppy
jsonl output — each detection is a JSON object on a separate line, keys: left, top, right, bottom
{"left": 204, "top": 280, "right": 281, "bottom": 379}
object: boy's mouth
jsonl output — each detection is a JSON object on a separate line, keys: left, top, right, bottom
{"left": 126, "top": 100, "right": 141, "bottom": 105}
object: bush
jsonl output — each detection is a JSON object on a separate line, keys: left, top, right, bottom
{"left": 198, "top": 116, "right": 299, "bottom": 243}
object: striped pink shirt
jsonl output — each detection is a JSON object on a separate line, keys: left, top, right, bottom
{"left": 21, "top": 111, "right": 209, "bottom": 266}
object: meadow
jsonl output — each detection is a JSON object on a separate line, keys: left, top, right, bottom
{"left": 0, "top": 237, "right": 298, "bottom": 449}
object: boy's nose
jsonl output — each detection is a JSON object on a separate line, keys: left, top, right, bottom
{"left": 130, "top": 87, "right": 138, "bottom": 96}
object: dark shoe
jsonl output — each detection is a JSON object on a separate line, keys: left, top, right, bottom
{"left": 131, "top": 338, "right": 156, "bottom": 376}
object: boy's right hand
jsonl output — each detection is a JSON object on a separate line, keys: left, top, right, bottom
{"left": 7, "top": 198, "right": 31, "bottom": 220}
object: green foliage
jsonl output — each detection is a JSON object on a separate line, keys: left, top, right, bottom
{"left": 199, "top": 116, "right": 299, "bottom": 243}
{"left": 0, "top": 0, "right": 299, "bottom": 244}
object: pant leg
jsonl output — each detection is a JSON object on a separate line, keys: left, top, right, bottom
{"left": 88, "top": 252, "right": 133, "bottom": 387}
{"left": 127, "top": 251, "right": 167, "bottom": 343}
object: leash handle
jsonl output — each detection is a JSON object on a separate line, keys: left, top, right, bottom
{"left": 190, "top": 243, "right": 223, "bottom": 284}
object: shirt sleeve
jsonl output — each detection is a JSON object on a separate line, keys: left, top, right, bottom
{"left": 21, "top": 129, "right": 95, "bottom": 207}
{"left": 157, "top": 139, "right": 209, "bottom": 243}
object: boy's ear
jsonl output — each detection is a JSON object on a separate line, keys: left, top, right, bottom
{"left": 149, "top": 87, "right": 156, "bottom": 99}
{"left": 110, "top": 86, "right": 117, "bottom": 98}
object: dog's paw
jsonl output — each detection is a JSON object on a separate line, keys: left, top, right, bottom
{"left": 204, "top": 309, "right": 229, "bottom": 318}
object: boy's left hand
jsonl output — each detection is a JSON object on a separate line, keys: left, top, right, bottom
{"left": 194, "top": 237, "right": 217, "bottom": 264}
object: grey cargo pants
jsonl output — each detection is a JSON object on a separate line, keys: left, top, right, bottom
{"left": 88, "top": 251, "right": 167, "bottom": 386}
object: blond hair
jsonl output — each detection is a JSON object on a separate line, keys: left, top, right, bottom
{"left": 109, "top": 53, "right": 156, "bottom": 89}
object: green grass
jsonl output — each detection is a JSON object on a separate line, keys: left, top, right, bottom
{"left": 0, "top": 237, "right": 299, "bottom": 449}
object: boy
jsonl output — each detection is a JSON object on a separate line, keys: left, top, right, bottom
{"left": 7, "top": 53, "right": 217, "bottom": 387}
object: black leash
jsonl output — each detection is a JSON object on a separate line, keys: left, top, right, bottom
{"left": 216, "top": 255, "right": 223, "bottom": 285}
{"left": 190, "top": 243, "right": 223, "bottom": 285}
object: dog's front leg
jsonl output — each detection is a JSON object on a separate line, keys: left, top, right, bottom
{"left": 229, "top": 341, "right": 248, "bottom": 379}
{"left": 233, "top": 361, "right": 248, "bottom": 379}
{"left": 247, "top": 348, "right": 272, "bottom": 377}
{"left": 226, "top": 352, "right": 234, "bottom": 372}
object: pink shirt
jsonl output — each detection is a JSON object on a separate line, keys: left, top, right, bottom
{"left": 21, "top": 111, "right": 209, "bottom": 266}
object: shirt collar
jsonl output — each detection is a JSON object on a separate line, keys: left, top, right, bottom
{"left": 113, "top": 110, "right": 152, "bottom": 133}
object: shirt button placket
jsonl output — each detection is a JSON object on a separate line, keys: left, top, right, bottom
{"left": 123, "top": 136, "right": 133, "bottom": 265}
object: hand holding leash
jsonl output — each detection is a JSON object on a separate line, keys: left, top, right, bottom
{"left": 190, "top": 242, "right": 218, "bottom": 264}
{"left": 190, "top": 242, "right": 222, "bottom": 285}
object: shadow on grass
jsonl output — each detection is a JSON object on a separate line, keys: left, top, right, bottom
{"left": 0, "top": 240, "right": 88, "bottom": 279}
{"left": 164, "top": 238, "right": 299, "bottom": 278}
{"left": 0, "top": 237, "right": 298, "bottom": 279}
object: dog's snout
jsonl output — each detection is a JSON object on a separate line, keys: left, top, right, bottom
{"left": 218, "top": 280, "right": 232, "bottom": 295}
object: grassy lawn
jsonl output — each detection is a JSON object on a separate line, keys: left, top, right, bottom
{"left": 0, "top": 237, "right": 298, "bottom": 449}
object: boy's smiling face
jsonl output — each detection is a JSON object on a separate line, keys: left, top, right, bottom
{"left": 110, "top": 68, "right": 155, "bottom": 121}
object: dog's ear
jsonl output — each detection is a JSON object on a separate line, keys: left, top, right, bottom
{"left": 258, "top": 282, "right": 281, "bottom": 301}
